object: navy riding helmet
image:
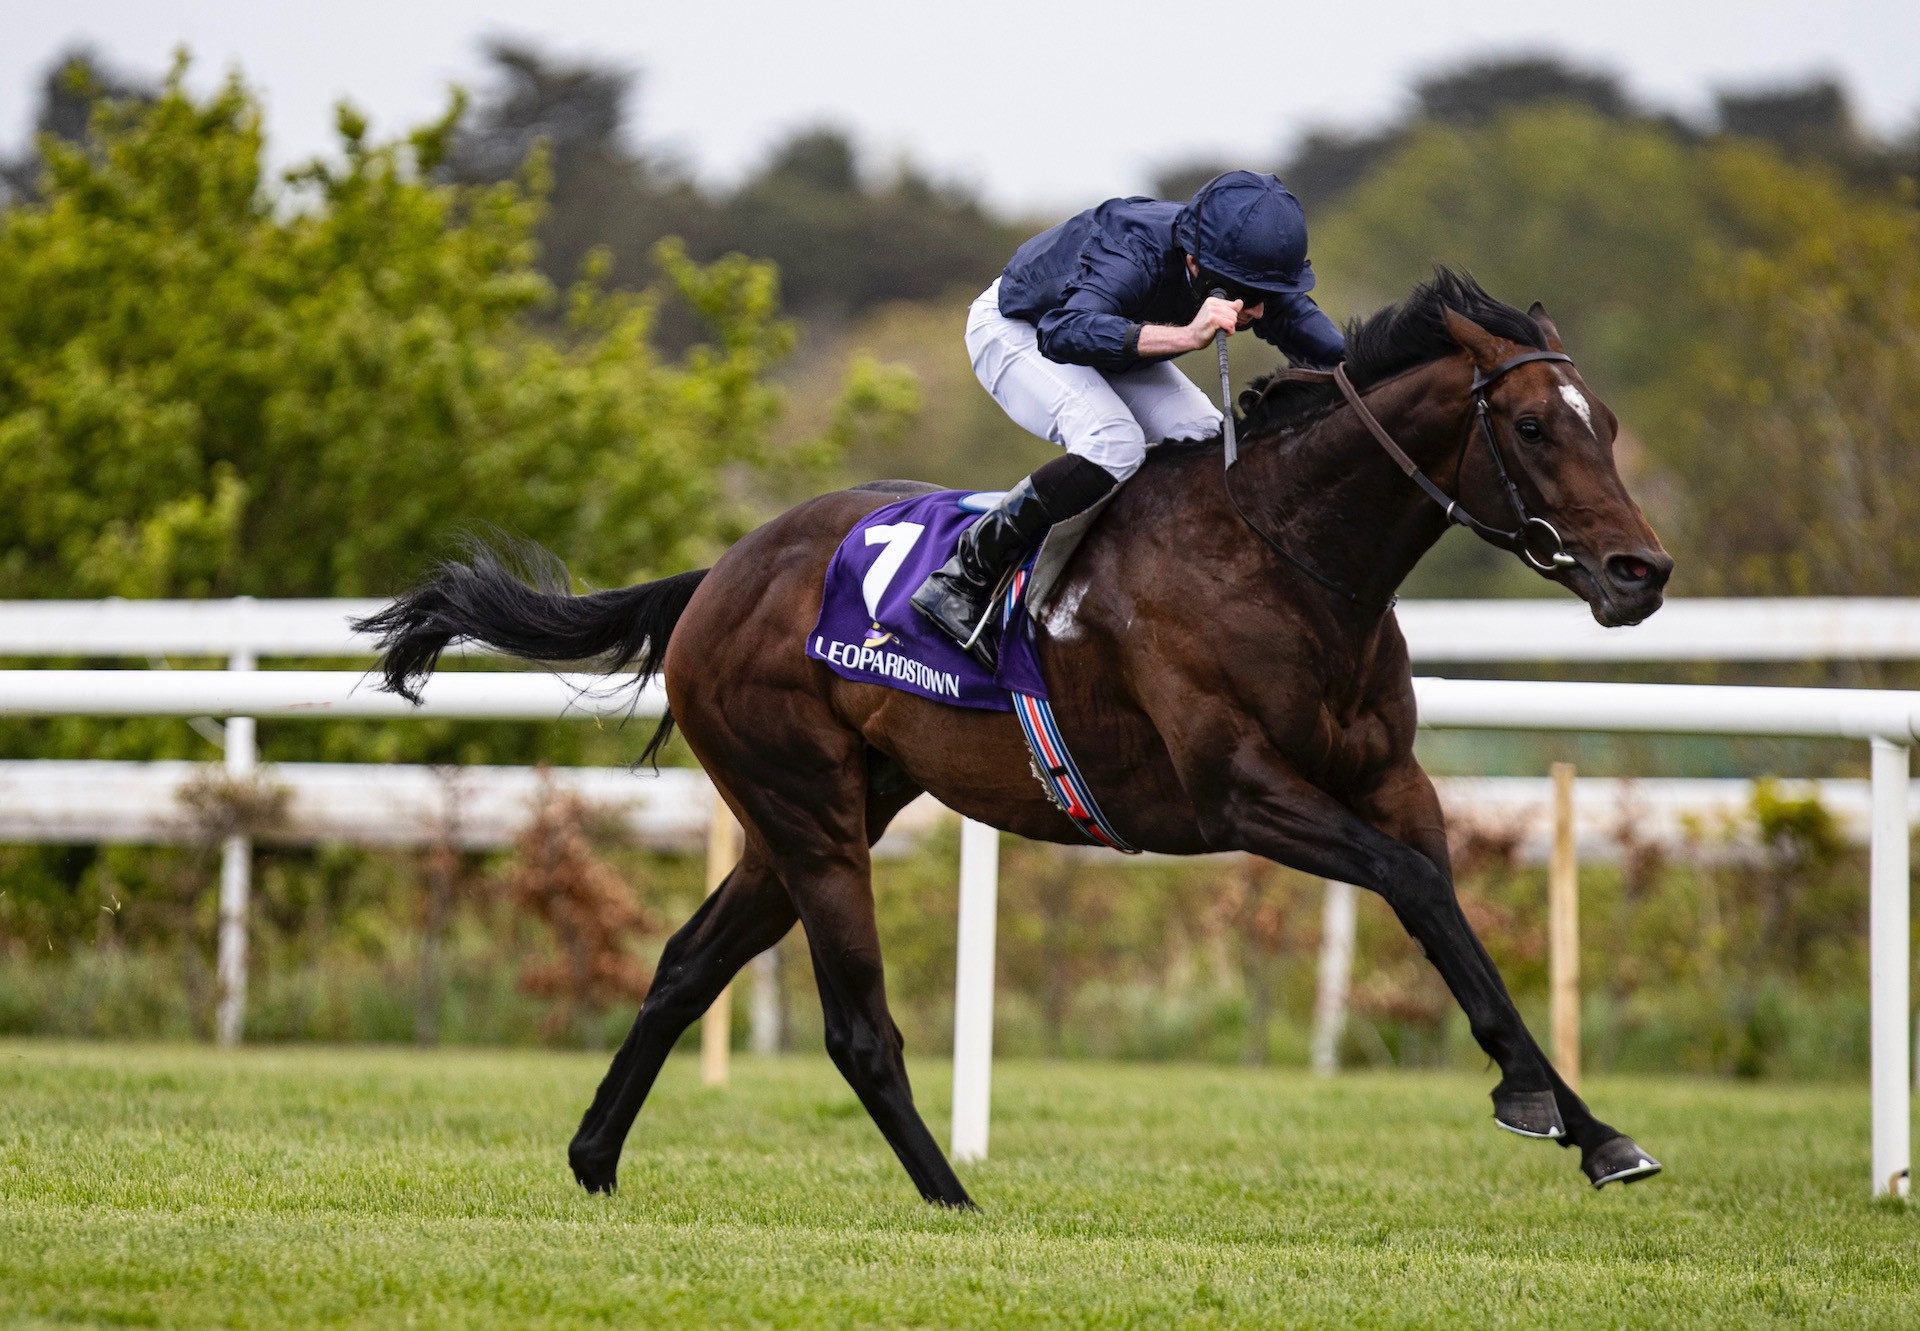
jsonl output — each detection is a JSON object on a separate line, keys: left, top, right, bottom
{"left": 1174, "top": 171, "right": 1317, "bottom": 306}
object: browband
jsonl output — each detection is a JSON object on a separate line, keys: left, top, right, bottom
{"left": 1470, "top": 349, "right": 1572, "bottom": 394}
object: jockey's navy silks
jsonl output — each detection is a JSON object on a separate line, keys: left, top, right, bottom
{"left": 908, "top": 170, "right": 1347, "bottom": 666}
{"left": 995, "top": 172, "right": 1346, "bottom": 371}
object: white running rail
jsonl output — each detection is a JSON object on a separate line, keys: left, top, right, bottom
{"left": 5, "top": 594, "right": 1919, "bottom": 1197}
{"left": 5, "top": 763, "right": 1904, "bottom": 859}
{"left": 0, "top": 666, "right": 1911, "bottom": 1196}
{"left": 8, "top": 595, "right": 1920, "bottom": 661}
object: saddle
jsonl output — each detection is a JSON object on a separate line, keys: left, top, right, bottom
{"left": 959, "top": 488, "right": 1117, "bottom": 620}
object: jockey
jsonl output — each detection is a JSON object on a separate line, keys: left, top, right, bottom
{"left": 910, "top": 170, "right": 1347, "bottom": 665}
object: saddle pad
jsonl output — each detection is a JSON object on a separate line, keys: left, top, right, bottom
{"left": 808, "top": 491, "right": 1049, "bottom": 710}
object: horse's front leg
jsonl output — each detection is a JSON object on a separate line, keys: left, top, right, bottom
{"left": 1190, "top": 744, "right": 1659, "bottom": 1186}
{"left": 1361, "top": 762, "right": 1660, "bottom": 1186}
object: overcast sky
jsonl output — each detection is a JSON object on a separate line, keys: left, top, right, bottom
{"left": 5, "top": 1, "right": 1915, "bottom": 215}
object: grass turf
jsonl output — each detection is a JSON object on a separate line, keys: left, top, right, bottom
{"left": 0, "top": 1042, "right": 1915, "bottom": 1327}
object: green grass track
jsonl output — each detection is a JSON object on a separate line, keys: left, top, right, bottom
{"left": 1, "top": 1042, "right": 1915, "bottom": 1327}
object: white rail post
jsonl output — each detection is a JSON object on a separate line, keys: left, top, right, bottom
{"left": 213, "top": 625, "right": 256, "bottom": 1048}
{"left": 748, "top": 949, "right": 781, "bottom": 1054}
{"left": 951, "top": 817, "right": 1000, "bottom": 1163}
{"left": 1869, "top": 737, "right": 1911, "bottom": 1198}
{"left": 1310, "top": 879, "right": 1357, "bottom": 1075}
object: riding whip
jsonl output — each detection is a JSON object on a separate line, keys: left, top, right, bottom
{"left": 1210, "top": 289, "right": 1238, "bottom": 468}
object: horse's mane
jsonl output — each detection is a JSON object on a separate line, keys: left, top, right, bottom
{"left": 1237, "top": 266, "right": 1549, "bottom": 437}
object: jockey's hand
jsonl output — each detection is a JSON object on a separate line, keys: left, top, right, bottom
{"left": 1186, "top": 296, "right": 1244, "bottom": 350}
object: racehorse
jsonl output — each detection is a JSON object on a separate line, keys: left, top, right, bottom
{"left": 355, "top": 269, "right": 1674, "bottom": 1206}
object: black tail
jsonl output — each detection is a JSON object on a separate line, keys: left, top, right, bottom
{"left": 351, "top": 536, "right": 709, "bottom": 764}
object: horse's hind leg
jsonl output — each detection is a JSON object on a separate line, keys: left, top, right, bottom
{"left": 568, "top": 844, "right": 794, "bottom": 1194}
{"left": 716, "top": 740, "right": 971, "bottom": 1206}
{"left": 798, "top": 856, "right": 975, "bottom": 1206}
{"left": 786, "top": 838, "right": 972, "bottom": 1207}
{"left": 568, "top": 754, "right": 942, "bottom": 1199}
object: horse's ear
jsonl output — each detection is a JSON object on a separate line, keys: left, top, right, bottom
{"left": 1528, "top": 300, "right": 1567, "bottom": 353}
{"left": 1441, "top": 306, "right": 1504, "bottom": 370}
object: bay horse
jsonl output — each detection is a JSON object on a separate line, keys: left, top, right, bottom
{"left": 356, "top": 269, "right": 1674, "bottom": 1205}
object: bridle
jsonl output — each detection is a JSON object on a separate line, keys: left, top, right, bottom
{"left": 1221, "top": 349, "right": 1579, "bottom": 610}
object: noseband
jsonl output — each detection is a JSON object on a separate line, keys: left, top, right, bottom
{"left": 1223, "top": 349, "right": 1577, "bottom": 609}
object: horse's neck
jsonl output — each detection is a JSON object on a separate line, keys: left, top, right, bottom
{"left": 1233, "top": 360, "right": 1469, "bottom": 614}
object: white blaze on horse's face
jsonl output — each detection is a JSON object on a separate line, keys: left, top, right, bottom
{"left": 1557, "top": 382, "right": 1596, "bottom": 437}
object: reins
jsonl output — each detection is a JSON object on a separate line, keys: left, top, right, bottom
{"left": 1218, "top": 348, "right": 1579, "bottom": 610}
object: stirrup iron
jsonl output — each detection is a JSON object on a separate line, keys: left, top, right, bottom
{"left": 960, "top": 565, "right": 1019, "bottom": 651}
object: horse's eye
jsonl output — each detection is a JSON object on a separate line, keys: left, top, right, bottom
{"left": 1515, "top": 416, "right": 1544, "bottom": 442}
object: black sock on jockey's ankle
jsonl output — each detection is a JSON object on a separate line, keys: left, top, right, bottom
{"left": 1028, "top": 454, "right": 1118, "bottom": 521}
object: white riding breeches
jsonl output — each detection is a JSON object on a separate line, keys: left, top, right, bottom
{"left": 965, "top": 280, "right": 1222, "bottom": 482}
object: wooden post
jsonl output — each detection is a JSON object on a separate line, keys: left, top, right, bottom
{"left": 1549, "top": 761, "right": 1580, "bottom": 1092}
{"left": 700, "top": 787, "right": 740, "bottom": 1087}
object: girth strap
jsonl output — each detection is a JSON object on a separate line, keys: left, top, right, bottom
{"left": 1002, "top": 563, "right": 1139, "bottom": 853}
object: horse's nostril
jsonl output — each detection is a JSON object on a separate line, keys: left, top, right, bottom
{"left": 1605, "top": 552, "right": 1670, "bottom": 592}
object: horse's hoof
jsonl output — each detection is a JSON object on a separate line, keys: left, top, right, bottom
{"left": 1583, "top": 1134, "right": 1662, "bottom": 1188}
{"left": 1492, "top": 1088, "right": 1565, "bottom": 1139}
{"left": 568, "top": 1142, "right": 619, "bottom": 1195}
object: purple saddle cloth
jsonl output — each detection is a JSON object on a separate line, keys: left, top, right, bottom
{"left": 808, "top": 490, "right": 1049, "bottom": 711}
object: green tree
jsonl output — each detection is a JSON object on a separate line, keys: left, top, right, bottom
{"left": 1311, "top": 109, "right": 1719, "bottom": 400}
{"left": 1305, "top": 107, "right": 1917, "bottom": 599}
{"left": 445, "top": 40, "right": 717, "bottom": 310}
{"left": 1656, "top": 162, "right": 1920, "bottom": 595}
{"left": 1411, "top": 54, "right": 1645, "bottom": 129}
{"left": 1712, "top": 78, "right": 1915, "bottom": 190}
{"left": 442, "top": 43, "right": 1021, "bottom": 325}
{"left": 0, "top": 56, "right": 915, "bottom": 957}
{"left": 0, "top": 47, "right": 156, "bottom": 207}
{"left": 720, "top": 125, "right": 1019, "bottom": 319}
{"left": 1271, "top": 55, "right": 1666, "bottom": 213}
{"left": 0, "top": 56, "right": 912, "bottom": 601}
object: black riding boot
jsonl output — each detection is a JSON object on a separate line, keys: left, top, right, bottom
{"left": 910, "top": 454, "right": 1117, "bottom": 668}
